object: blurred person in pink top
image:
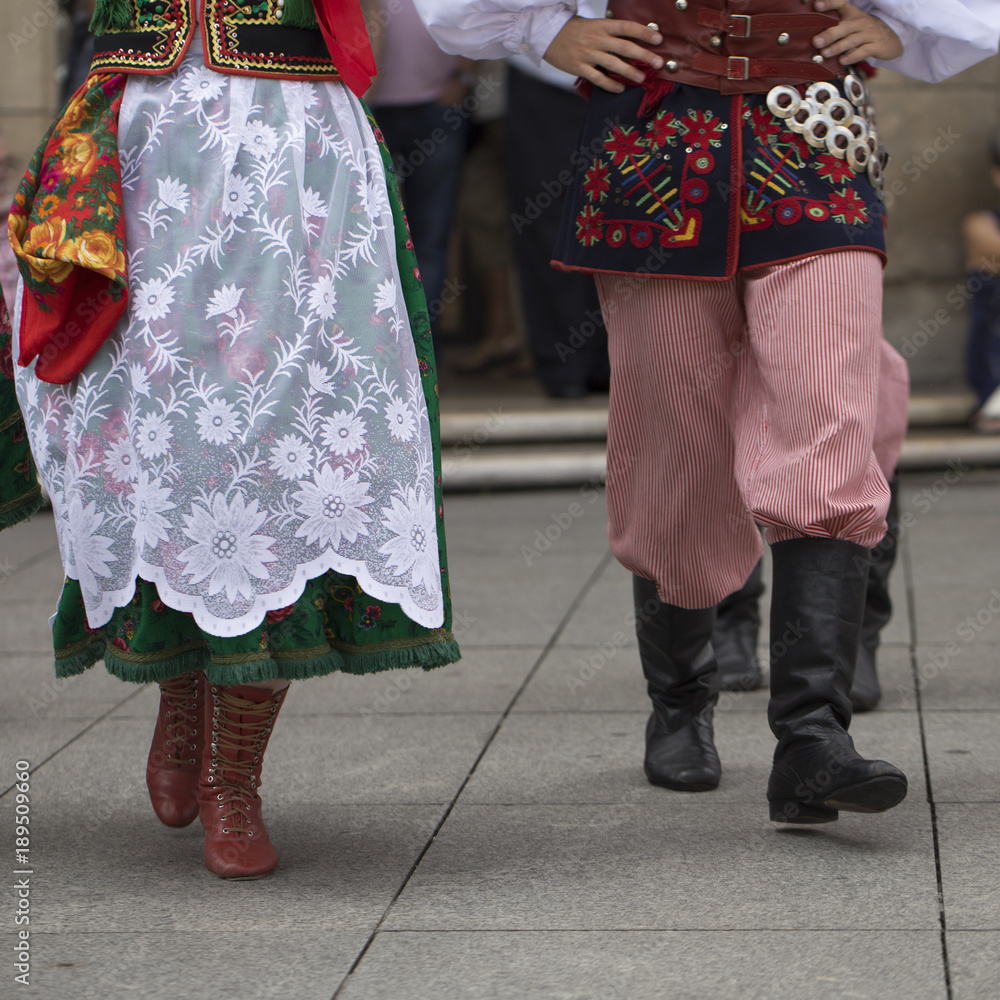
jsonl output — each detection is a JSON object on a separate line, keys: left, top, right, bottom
{"left": 367, "top": 0, "right": 472, "bottom": 350}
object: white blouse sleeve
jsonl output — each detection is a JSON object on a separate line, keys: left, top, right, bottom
{"left": 856, "top": 0, "right": 1000, "bottom": 82}
{"left": 413, "top": 0, "right": 577, "bottom": 64}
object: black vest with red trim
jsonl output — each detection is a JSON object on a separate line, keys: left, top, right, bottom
{"left": 88, "top": 0, "right": 340, "bottom": 81}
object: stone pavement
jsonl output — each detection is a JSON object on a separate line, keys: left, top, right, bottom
{"left": 1, "top": 470, "right": 999, "bottom": 1000}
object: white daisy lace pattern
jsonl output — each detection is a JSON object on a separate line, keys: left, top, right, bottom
{"left": 13, "top": 53, "right": 445, "bottom": 636}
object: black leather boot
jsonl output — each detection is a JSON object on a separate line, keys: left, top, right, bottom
{"left": 713, "top": 560, "right": 764, "bottom": 692}
{"left": 767, "top": 538, "right": 908, "bottom": 824}
{"left": 851, "top": 479, "right": 899, "bottom": 712}
{"left": 633, "top": 575, "right": 721, "bottom": 792}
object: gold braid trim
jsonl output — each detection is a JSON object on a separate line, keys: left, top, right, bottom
{"left": 0, "top": 410, "right": 25, "bottom": 434}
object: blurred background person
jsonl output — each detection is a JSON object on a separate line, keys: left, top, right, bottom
{"left": 0, "top": 130, "right": 17, "bottom": 305}
{"left": 505, "top": 0, "right": 610, "bottom": 399}
{"left": 366, "top": 0, "right": 471, "bottom": 353}
{"left": 963, "top": 127, "right": 1000, "bottom": 433}
{"left": 452, "top": 61, "right": 531, "bottom": 376}
{"left": 60, "top": 0, "right": 96, "bottom": 103}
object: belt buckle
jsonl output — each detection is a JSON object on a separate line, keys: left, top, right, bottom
{"left": 729, "top": 14, "right": 751, "bottom": 38}
{"left": 727, "top": 56, "right": 750, "bottom": 81}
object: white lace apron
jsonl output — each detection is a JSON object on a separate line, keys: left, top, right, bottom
{"left": 13, "top": 44, "right": 444, "bottom": 636}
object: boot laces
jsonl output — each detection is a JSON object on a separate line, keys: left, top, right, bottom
{"left": 209, "top": 689, "right": 279, "bottom": 837}
{"left": 157, "top": 673, "right": 201, "bottom": 768}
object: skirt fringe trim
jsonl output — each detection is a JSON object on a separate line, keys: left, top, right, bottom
{"left": 0, "top": 486, "right": 44, "bottom": 531}
{"left": 55, "top": 632, "right": 460, "bottom": 685}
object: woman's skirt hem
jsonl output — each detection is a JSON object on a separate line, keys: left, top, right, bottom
{"left": 0, "top": 486, "right": 44, "bottom": 531}
{"left": 55, "top": 632, "right": 460, "bottom": 685}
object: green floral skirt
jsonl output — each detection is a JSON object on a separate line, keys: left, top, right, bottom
{"left": 2, "top": 103, "right": 460, "bottom": 686}
{"left": 53, "top": 573, "right": 459, "bottom": 685}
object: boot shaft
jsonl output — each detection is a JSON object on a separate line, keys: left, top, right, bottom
{"left": 767, "top": 538, "right": 870, "bottom": 749}
{"left": 151, "top": 671, "right": 205, "bottom": 772}
{"left": 632, "top": 575, "right": 718, "bottom": 711}
{"left": 201, "top": 684, "right": 287, "bottom": 808}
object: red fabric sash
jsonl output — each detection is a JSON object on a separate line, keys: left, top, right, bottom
{"left": 9, "top": 74, "right": 128, "bottom": 386}
{"left": 313, "top": 0, "right": 377, "bottom": 98}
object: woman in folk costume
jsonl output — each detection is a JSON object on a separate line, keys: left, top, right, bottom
{"left": 416, "top": 0, "right": 1000, "bottom": 823}
{"left": 2, "top": 0, "right": 460, "bottom": 879}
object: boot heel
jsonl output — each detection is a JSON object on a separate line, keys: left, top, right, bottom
{"left": 769, "top": 799, "right": 839, "bottom": 824}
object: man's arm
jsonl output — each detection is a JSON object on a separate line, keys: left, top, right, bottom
{"left": 413, "top": 0, "right": 662, "bottom": 91}
{"left": 850, "top": 0, "right": 1000, "bottom": 81}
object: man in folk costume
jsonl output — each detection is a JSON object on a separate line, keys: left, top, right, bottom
{"left": 2, "top": 0, "right": 461, "bottom": 878}
{"left": 416, "top": 0, "right": 1000, "bottom": 823}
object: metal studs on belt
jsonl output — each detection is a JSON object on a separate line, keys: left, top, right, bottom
{"left": 675, "top": 0, "right": 688, "bottom": 9}
{"left": 805, "top": 82, "right": 837, "bottom": 106}
{"left": 647, "top": 22, "right": 659, "bottom": 30}
{"left": 777, "top": 32, "right": 790, "bottom": 45}
{"left": 846, "top": 139, "right": 870, "bottom": 172}
{"left": 825, "top": 125, "right": 854, "bottom": 159}
{"left": 786, "top": 99, "right": 818, "bottom": 133}
{"left": 824, "top": 97, "right": 854, "bottom": 125}
{"left": 868, "top": 156, "right": 884, "bottom": 187}
{"left": 710, "top": 35, "right": 722, "bottom": 47}
{"left": 843, "top": 72, "right": 867, "bottom": 106}
{"left": 766, "top": 85, "right": 802, "bottom": 119}
{"left": 665, "top": 59, "right": 679, "bottom": 72}
{"left": 803, "top": 113, "right": 835, "bottom": 148}
{"left": 847, "top": 114, "right": 869, "bottom": 141}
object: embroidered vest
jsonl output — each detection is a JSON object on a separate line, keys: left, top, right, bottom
{"left": 88, "top": 0, "right": 339, "bottom": 81}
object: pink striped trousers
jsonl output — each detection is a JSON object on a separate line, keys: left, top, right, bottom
{"left": 596, "top": 251, "right": 903, "bottom": 610}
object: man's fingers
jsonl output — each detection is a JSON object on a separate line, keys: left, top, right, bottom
{"left": 579, "top": 64, "right": 626, "bottom": 93}
{"left": 593, "top": 51, "right": 652, "bottom": 82}
{"left": 812, "top": 20, "right": 856, "bottom": 49}
{"left": 839, "top": 41, "right": 880, "bottom": 64}
{"left": 606, "top": 18, "right": 663, "bottom": 46}
{"left": 817, "top": 30, "right": 867, "bottom": 58}
{"left": 604, "top": 34, "right": 665, "bottom": 69}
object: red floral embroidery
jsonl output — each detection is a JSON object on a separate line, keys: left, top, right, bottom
{"left": 829, "top": 187, "right": 869, "bottom": 226}
{"left": 749, "top": 106, "right": 783, "bottom": 142}
{"left": 816, "top": 154, "right": 854, "bottom": 185}
{"left": 583, "top": 160, "right": 611, "bottom": 202}
{"left": 359, "top": 604, "right": 382, "bottom": 630}
{"left": 265, "top": 604, "right": 295, "bottom": 624}
{"left": 680, "top": 111, "right": 724, "bottom": 150}
{"left": 778, "top": 131, "right": 811, "bottom": 164}
{"left": 0, "top": 340, "right": 13, "bottom": 381}
{"left": 645, "top": 111, "right": 680, "bottom": 149}
{"left": 604, "top": 126, "right": 646, "bottom": 167}
{"left": 576, "top": 205, "right": 605, "bottom": 247}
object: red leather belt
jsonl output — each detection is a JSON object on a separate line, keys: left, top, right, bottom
{"left": 605, "top": 0, "right": 844, "bottom": 94}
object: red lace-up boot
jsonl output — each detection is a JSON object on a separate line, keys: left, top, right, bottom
{"left": 145, "top": 671, "right": 205, "bottom": 828}
{"left": 197, "top": 683, "right": 288, "bottom": 879}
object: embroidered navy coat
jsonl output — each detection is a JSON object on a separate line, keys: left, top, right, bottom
{"left": 551, "top": 82, "right": 886, "bottom": 280}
